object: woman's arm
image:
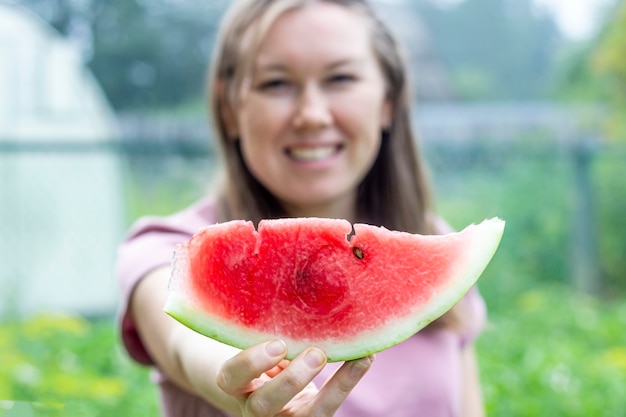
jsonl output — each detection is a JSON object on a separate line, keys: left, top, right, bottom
{"left": 129, "top": 266, "right": 373, "bottom": 416}
{"left": 130, "top": 266, "right": 242, "bottom": 411}
{"left": 461, "top": 344, "right": 486, "bottom": 417}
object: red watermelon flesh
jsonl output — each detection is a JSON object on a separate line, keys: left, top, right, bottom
{"left": 165, "top": 217, "right": 504, "bottom": 361}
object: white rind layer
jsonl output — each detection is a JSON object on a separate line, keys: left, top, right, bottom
{"left": 164, "top": 217, "right": 505, "bottom": 362}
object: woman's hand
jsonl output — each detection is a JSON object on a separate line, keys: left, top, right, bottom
{"left": 131, "top": 268, "right": 372, "bottom": 415}
{"left": 217, "top": 340, "right": 374, "bottom": 417}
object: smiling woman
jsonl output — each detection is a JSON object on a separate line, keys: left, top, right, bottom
{"left": 229, "top": 3, "right": 390, "bottom": 218}
{"left": 116, "top": 1, "right": 489, "bottom": 416}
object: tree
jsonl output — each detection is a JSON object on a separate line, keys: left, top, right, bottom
{"left": 555, "top": 0, "right": 625, "bottom": 138}
{"left": 592, "top": 0, "right": 626, "bottom": 137}
{"left": 16, "top": 0, "right": 229, "bottom": 110}
{"left": 413, "top": 0, "right": 564, "bottom": 100}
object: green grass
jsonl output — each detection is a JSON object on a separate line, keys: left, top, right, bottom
{"left": 1, "top": 284, "right": 625, "bottom": 415}
{"left": 0, "top": 314, "right": 158, "bottom": 416}
{"left": 478, "top": 284, "right": 626, "bottom": 416}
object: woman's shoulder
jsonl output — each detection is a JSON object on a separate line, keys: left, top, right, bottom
{"left": 116, "top": 197, "right": 218, "bottom": 295}
{"left": 124, "top": 196, "right": 218, "bottom": 243}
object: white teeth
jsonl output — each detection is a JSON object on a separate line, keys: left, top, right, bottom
{"left": 289, "top": 146, "right": 336, "bottom": 161}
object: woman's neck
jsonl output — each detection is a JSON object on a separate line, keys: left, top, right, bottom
{"left": 281, "top": 194, "right": 357, "bottom": 222}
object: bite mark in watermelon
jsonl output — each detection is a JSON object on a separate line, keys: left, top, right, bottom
{"left": 164, "top": 217, "right": 505, "bottom": 361}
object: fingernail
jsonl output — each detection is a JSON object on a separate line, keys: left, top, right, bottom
{"left": 304, "top": 348, "right": 325, "bottom": 369}
{"left": 266, "top": 340, "right": 286, "bottom": 357}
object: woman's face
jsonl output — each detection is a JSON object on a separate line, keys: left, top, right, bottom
{"left": 232, "top": 2, "right": 390, "bottom": 219}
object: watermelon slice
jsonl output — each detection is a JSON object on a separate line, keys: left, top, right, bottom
{"left": 164, "top": 217, "right": 504, "bottom": 361}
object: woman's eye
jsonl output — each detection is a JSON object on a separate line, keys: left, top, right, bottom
{"left": 327, "top": 74, "right": 356, "bottom": 84}
{"left": 258, "top": 79, "right": 291, "bottom": 91}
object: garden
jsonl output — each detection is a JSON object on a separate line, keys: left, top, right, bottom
{"left": 4, "top": 0, "right": 626, "bottom": 414}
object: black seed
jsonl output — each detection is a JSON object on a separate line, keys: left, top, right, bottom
{"left": 353, "top": 247, "right": 364, "bottom": 260}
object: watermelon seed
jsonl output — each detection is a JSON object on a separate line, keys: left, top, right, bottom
{"left": 353, "top": 247, "right": 364, "bottom": 260}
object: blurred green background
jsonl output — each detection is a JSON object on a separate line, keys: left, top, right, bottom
{"left": 1, "top": 0, "right": 626, "bottom": 415}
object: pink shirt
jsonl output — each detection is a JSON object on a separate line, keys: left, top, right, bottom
{"left": 116, "top": 197, "right": 486, "bottom": 417}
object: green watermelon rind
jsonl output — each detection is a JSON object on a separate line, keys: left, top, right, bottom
{"left": 164, "top": 217, "right": 505, "bottom": 362}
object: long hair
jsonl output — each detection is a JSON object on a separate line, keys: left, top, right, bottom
{"left": 208, "top": 0, "right": 434, "bottom": 235}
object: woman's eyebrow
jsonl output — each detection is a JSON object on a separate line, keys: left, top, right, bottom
{"left": 326, "top": 58, "right": 366, "bottom": 70}
{"left": 255, "top": 62, "right": 288, "bottom": 73}
{"left": 255, "top": 57, "right": 366, "bottom": 73}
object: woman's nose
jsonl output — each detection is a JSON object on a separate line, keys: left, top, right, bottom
{"left": 292, "top": 84, "right": 332, "bottom": 131}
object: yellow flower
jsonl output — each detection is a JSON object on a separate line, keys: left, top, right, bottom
{"left": 602, "top": 347, "right": 626, "bottom": 371}
{"left": 21, "top": 313, "right": 90, "bottom": 339}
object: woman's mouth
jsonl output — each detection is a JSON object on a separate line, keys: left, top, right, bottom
{"left": 287, "top": 145, "right": 342, "bottom": 162}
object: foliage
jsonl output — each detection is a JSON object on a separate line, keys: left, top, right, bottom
{"left": 425, "top": 134, "right": 626, "bottom": 414}
{"left": 591, "top": 0, "right": 626, "bottom": 138}
{"left": 88, "top": 0, "right": 221, "bottom": 110}
{"left": 14, "top": 0, "right": 229, "bottom": 110}
{"left": 556, "top": 0, "right": 626, "bottom": 139}
{"left": 426, "top": 139, "right": 626, "bottom": 300}
{"left": 1, "top": 284, "right": 625, "bottom": 415}
{"left": 414, "top": 0, "right": 564, "bottom": 100}
{"left": 594, "top": 0, "right": 626, "bottom": 87}
{"left": 478, "top": 284, "right": 626, "bottom": 416}
{"left": 0, "top": 314, "right": 157, "bottom": 416}
{"left": 592, "top": 146, "right": 626, "bottom": 295}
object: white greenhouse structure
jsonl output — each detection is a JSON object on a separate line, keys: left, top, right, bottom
{"left": 0, "top": 3, "right": 124, "bottom": 318}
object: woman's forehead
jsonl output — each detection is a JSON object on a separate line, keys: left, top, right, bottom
{"left": 251, "top": 3, "right": 373, "bottom": 66}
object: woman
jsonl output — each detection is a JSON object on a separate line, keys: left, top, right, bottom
{"left": 117, "top": 1, "right": 487, "bottom": 416}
